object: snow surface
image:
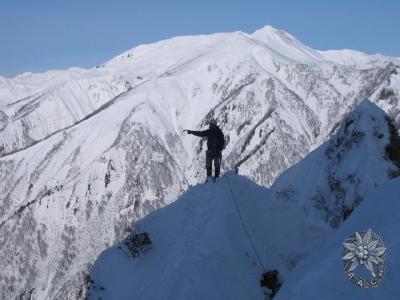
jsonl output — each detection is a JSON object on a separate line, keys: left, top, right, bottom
{"left": 88, "top": 172, "right": 330, "bottom": 300}
{"left": 88, "top": 100, "right": 400, "bottom": 300}
{"left": 275, "top": 177, "right": 400, "bottom": 300}
{"left": 271, "top": 100, "right": 400, "bottom": 228}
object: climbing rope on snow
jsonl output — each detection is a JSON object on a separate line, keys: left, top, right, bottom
{"left": 224, "top": 175, "right": 266, "bottom": 272}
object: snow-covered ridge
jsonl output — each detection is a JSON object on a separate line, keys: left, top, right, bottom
{"left": 88, "top": 173, "right": 330, "bottom": 300}
{"left": 271, "top": 100, "right": 400, "bottom": 228}
{"left": 105, "top": 25, "right": 400, "bottom": 71}
{"left": 318, "top": 49, "right": 400, "bottom": 69}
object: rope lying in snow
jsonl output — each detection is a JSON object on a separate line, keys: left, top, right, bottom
{"left": 224, "top": 175, "right": 266, "bottom": 272}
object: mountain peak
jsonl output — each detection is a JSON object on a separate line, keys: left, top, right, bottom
{"left": 249, "top": 25, "right": 324, "bottom": 63}
{"left": 272, "top": 99, "right": 399, "bottom": 228}
{"left": 251, "top": 25, "right": 302, "bottom": 48}
{"left": 252, "top": 25, "right": 293, "bottom": 39}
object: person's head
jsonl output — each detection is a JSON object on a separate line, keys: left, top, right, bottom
{"left": 209, "top": 117, "right": 217, "bottom": 129}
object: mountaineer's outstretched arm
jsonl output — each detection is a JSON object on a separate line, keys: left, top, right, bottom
{"left": 185, "top": 129, "right": 210, "bottom": 137}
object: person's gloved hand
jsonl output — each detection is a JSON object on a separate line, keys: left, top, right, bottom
{"left": 183, "top": 129, "right": 192, "bottom": 134}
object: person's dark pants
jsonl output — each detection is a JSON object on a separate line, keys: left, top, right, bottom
{"left": 206, "top": 150, "right": 221, "bottom": 177}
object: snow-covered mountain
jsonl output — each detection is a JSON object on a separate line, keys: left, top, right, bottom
{"left": 1, "top": 25, "right": 400, "bottom": 299}
{"left": 275, "top": 177, "right": 400, "bottom": 300}
{"left": 87, "top": 101, "right": 400, "bottom": 300}
{"left": 272, "top": 100, "right": 400, "bottom": 228}
{"left": 87, "top": 172, "right": 330, "bottom": 300}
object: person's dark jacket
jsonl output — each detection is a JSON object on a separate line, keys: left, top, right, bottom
{"left": 188, "top": 126, "right": 224, "bottom": 155}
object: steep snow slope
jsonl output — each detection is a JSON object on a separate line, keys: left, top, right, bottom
{"left": 275, "top": 177, "right": 400, "bottom": 300}
{"left": 271, "top": 100, "right": 400, "bottom": 228}
{"left": 1, "top": 25, "right": 400, "bottom": 299}
{"left": 88, "top": 173, "right": 330, "bottom": 300}
{"left": 0, "top": 73, "right": 130, "bottom": 156}
{"left": 0, "top": 90, "right": 188, "bottom": 299}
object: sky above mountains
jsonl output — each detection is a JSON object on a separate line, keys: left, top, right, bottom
{"left": 1, "top": 0, "right": 399, "bottom": 77}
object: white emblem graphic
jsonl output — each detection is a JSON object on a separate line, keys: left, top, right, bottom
{"left": 342, "top": 228, "right": 386, "bottom": 288}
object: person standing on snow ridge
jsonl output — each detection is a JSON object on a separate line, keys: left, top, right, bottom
{"left": 185, "top": 118, "right": 225, "bottom": 182}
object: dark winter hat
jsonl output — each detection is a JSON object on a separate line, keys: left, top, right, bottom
{"left": 209, "top": 117, "right": 217, "bottom": 125}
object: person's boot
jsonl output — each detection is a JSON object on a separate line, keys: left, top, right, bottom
{"left": 205, "top": 167, "right": 212, "bottom": 183}
{"left": 213, "top": 175, "right": 219, "bottom": 183}
{"left": 214, "top": 167, "right": 220, "bottom": 183}
{"left": 205, "top": 176, "right": 213, "bottom": 183}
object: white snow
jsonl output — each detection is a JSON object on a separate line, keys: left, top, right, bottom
{"left": 271, "top": 100, "right": 398, "bottom": 228}
{"left": 275, "top": 177, "right": 400, "bottom": 300}
{"left": 89, "top": 100, "right": 400, "bottom": 300}
{"left": 88, "top": 173, "right": 330, "bottom": 300}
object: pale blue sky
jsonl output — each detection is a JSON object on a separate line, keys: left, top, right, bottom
{"left": 1, "top": 0, "right": 399, "bottom": 77}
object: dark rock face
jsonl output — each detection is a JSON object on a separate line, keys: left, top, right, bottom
{"left": 260, "top": 270, "right": 282, "bottom": 299}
